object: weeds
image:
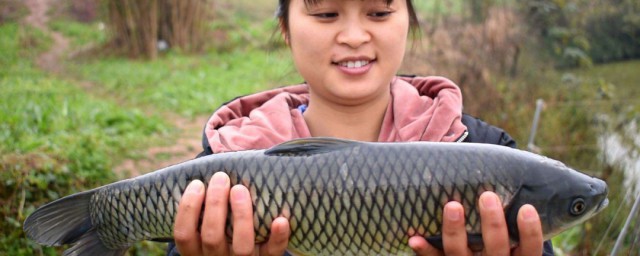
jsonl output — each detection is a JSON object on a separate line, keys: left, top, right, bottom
{"left": 0, "top": 22, "right": 170, "bottom": 254}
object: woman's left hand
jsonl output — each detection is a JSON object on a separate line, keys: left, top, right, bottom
{"left": 409, "top": 191, "right": 544, "bottom": 256}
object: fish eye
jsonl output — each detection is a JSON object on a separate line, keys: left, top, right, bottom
{"left": 570, "top": 198, "right": 587, "bottom": 216}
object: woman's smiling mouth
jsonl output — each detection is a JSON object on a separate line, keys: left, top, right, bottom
{"left": 333, "top": 59, "right": 376, "bottom": 75}
{"left": 338, "top": 60, "right": 370, "bottom": 68}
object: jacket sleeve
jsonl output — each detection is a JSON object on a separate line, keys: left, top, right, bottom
{"left": 461, "top": 113, "right": 554, "bottom": 256}
{"left": 460, "top": 114, "right": 516, "bottom": 148}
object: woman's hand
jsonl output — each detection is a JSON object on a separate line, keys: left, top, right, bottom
{"left": 409, "top": 191, "right": 544, "bottom": 256}
{"left": 174, "top": 172, "right": 291, "bottom": 256}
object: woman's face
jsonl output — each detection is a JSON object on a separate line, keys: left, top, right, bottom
{"left": 284, "top": 0, "right": 409, "bottom": 106}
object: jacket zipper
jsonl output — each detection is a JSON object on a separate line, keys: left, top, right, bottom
{"left": 455, "top": 130, "right": 469, "bottom": 143}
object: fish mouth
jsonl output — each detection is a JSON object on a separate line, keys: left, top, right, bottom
{"left": 596, "top": 198, "right": 609, "bottom": 213}
{"left": 593, "top": 178, "right": 609, "bottom": 213}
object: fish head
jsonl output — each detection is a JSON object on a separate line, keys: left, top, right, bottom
{"left": 504, "top": 157, "right": 609, "bottom": 242}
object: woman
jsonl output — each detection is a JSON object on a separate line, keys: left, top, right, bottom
{"left": 169, "top": 0, "right": 552, "bottom": 255}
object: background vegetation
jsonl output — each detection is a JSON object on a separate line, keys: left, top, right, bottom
{"left": 1, "top": 0, "right": 638, "bottom": 255}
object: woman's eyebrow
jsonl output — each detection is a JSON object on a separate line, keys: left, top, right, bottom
{"left": 303, "top": 0, "right": 394, "bottom": 8}
{"left": 303, "top": 0, "right": 323, "bottom": 7}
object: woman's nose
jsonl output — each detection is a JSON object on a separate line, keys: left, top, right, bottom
{"left": 336, "top": 18, "right": 371, "bottom": 48}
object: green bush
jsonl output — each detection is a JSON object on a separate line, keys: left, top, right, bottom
{"left": 520, "top": 0, "right": 640, "bottom": 67}
{"left": 585, "top": 9, "right": 640, "bottom": 63}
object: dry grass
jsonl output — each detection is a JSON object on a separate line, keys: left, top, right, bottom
{"left": 401, "top": 7, "right": 526, "bottom": 116}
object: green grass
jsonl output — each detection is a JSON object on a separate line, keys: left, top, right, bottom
{"left": 0, "top": 22, "right": 170, "bottom": 255}
{"left": 69, "top": 49, "right": 300, "bottom": 117}
{"left": 0, "top": 24, "right": 51, "bottom": 77}
{"left": 571, "top": 60, "right": 640, "bottom": 101}
{"left": 59, "top": 10, "right": 299, "bottom": 118}
{"left": 49, "top": 19, "right": 107, "bottom": 48}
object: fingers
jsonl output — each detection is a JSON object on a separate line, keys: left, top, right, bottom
{"left": 441, "top": 201, "right": 470, "bottom": 256}
{"left": 176, "top": 174, "right": 286, "bottom": 256}
{"left": 409, "top": 236, "right": 444, "bottom": 256}
{"left": 478, "top": 191, "right": 510, "bottom": 256}
{"left": 260, "top": 217, "right": 291, "bottom": 256}
{"left": 230, "top": 184, "right": 256, "bottom": 256}
{"left": 201, "top": 172, "right": 231, "bottom": 255}
{"left": 174, "top": 180, "right": 206, "bottom": 256}
{"left": 411, "top": 192, "right": 543, "bottom": 256}
{"left": 513, "top": 204, "right": 543, "bottom": 256}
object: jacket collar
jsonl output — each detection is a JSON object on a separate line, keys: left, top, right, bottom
{"left": 204, "top": 76, "right": 467, "bottom": 153}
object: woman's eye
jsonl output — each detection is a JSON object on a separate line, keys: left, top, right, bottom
{"left": 312, "top": 13, "right": 338, "bottom": 19}
{"left": 369, "top": 11, "right": 392, "bottom": 18}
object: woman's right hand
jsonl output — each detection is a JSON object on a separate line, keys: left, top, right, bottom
{"left": 174, "top": 172, "right": 291, "bottom": 256}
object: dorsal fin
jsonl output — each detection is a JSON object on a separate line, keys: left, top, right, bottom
{"left": 264, "top": 137, "right": 359, "bottom": 156}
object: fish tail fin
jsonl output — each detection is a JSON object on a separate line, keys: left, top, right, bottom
{"left": 23, "top": 190, "right": 128, "bottom": 256}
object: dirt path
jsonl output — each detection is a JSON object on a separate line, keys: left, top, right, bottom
{"left": 24, "top": 0, "right": 70, "bottom": 73}
{"left": 23, "top": 0, "right": 207, "bottom": 177}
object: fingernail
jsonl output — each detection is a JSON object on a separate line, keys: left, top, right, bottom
{"left": 445, "top": 203, "right": 461, "bottom": 221}
{"left": 408, "top": 237, "right": 423, "bottom": 250}
{"left": 481, "top": 193, "right": 499, "bottom": 209}
{"left": 232, "top": 185, "right": 248, "bottom": 201}
{"left": 211, "top": 172, "right": 228, "bottom": 186}
{"left": 522, "top": 205, "right": 538, "bottom": 221}
{"left": 186, "top": 180, "right": 204, "bottom": 194}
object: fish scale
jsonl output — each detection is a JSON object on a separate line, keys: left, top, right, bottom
{"left": 24, "top": 138, "right": 608, "bottom": 256}
{"left": 249, "top": 145, "right": 483, "bottom": 254}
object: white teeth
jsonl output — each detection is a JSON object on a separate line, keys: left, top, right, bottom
{"left": 339, "top": 60, "right": 370, "bottom": 68}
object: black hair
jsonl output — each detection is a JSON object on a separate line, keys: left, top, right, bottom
{"left": 275, "top": 0, "right": 421, "bottom": 39}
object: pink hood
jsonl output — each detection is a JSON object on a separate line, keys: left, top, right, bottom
{"left": 204, "top": 76, "right": 467, "bottom": 153}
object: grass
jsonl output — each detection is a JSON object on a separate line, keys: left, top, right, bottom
{"left": 0, "top": 24, "right": 51, "bottom": 77}
{"left": 49, "top": 19, "right": 107, "bottom": 48}
{"left": 52, "top": 7, "right": 301, "bottom": 118}
{"left": 0, "top": 22, "right": 170, "bottom": 255}
{"left": 68, "top": 48, "right": 300, "bottom": 118}
{"left": 572, "top": 60, "right": 640, "bottom": 101}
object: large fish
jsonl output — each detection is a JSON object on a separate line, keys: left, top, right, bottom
{"left": 24, "top": 138, "right": 608, "bottom": 255}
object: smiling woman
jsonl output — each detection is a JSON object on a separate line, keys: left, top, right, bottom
{"left": 167, "top": 0, "right": 553, "bottom": 255}
{"left": 285, "top": 0, "right": 410, "bottom": 141}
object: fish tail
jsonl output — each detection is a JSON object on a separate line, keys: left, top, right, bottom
{"left": 23, "top": 190, "right": 127, "bottom": 256}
